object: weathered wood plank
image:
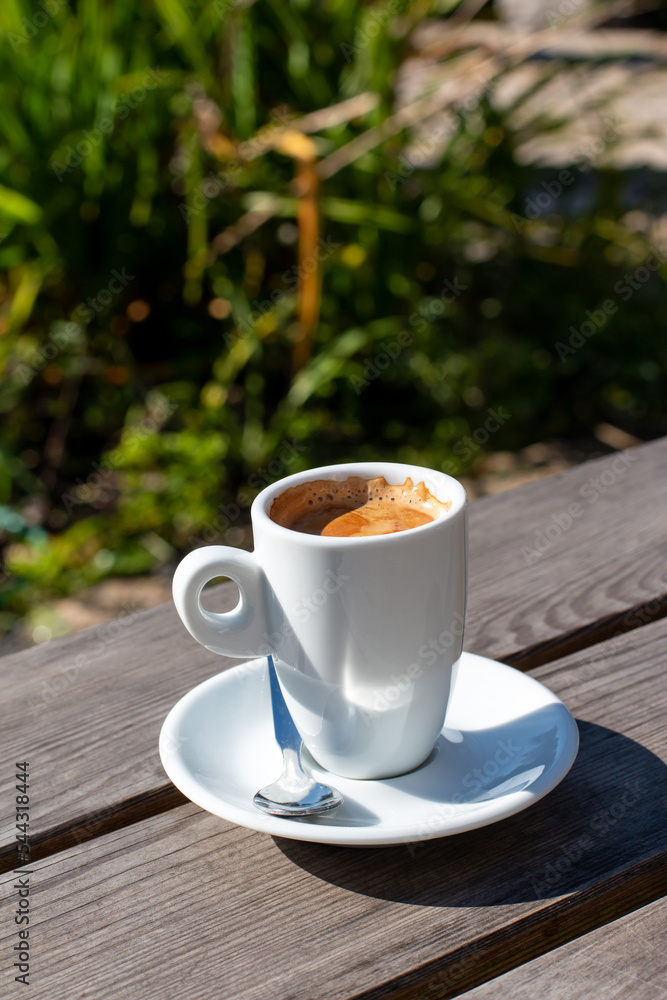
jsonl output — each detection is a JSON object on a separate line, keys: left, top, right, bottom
{"left": 465, "top": 437, "right": 667, "bottom": 666}
{"left": 2, "top": 616, "right": 666, "bottom": 1000}
{"left": 1, "top": 439, "right": 665, "bottom": 865}
{"left": 460, "top": 898, "right": 667, "bottom": 1000}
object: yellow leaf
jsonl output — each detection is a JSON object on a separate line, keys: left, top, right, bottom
{"left": 273, "top": 130, "right": 318, "bottom": 163}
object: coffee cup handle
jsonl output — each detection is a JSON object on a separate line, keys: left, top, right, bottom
{"left": 172, "top": 546, "right": 270, "bottom": 658}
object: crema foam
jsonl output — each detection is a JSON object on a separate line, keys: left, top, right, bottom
{"left": 269, "top": 475, "right": 451, "bottom": 537}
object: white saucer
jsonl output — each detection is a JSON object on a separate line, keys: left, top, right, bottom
{"left": 159, "top": 652, "right": 579, "bottom": 847}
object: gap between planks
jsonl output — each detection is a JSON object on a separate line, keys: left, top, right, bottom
{"left": 351, "top": 854, "right": 667, "bottom": 1000}
{"left": 505, "top": 592, "right": 667, "bottom": 670}
{"left": 0, "top": 784, "right": 187, "bottom": 875}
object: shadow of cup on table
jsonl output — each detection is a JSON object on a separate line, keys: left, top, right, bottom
{"left": 273, "top": 720, "right": 667, "bottom": 906}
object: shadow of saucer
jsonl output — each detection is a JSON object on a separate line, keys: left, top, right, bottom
{"left": 273, "top": 721, "right": 667, "bottom": 906}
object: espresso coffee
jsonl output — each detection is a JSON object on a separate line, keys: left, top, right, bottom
{"left": 269, "top": 475, "right": 451, "bottom": 537}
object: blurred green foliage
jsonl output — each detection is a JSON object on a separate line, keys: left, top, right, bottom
{"left": 0, "top": 0, "right": 665, "bottom": 631}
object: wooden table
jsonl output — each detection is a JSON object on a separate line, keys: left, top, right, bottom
{"left": 2, "top": 439, "right": 666, "bottom": 999}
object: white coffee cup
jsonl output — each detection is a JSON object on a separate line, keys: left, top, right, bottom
{"left": 172, "top": 462, "right": 467, "bottom": 779}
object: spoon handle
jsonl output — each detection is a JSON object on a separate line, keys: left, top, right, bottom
{"left": 267, "top": 655, "right": 303, "bottom": 756}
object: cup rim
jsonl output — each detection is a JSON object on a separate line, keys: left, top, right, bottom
{"left": 251, "top": 461, "right": 467, "bottom": 545}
